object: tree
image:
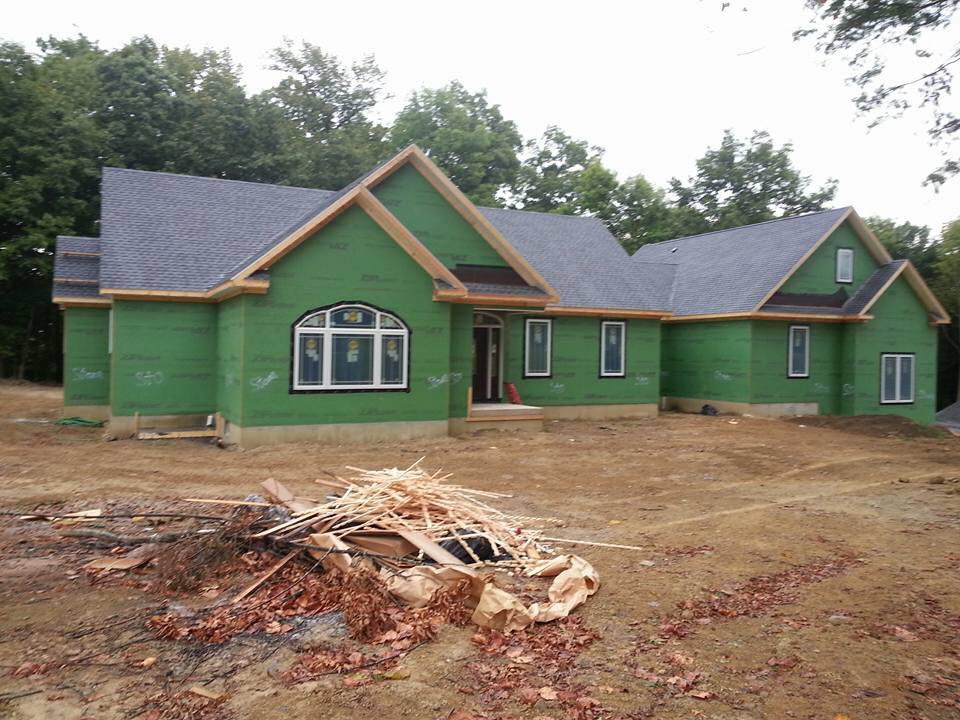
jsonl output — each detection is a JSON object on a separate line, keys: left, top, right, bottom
{"left": 797, "top": 0, "right": 960, "bottom": 185}
{"left": 260, "top": 41, "right": 389, "bottom": 190}
{"left": 865, "top": 216, "right": 939, "bottom": 277}
{"left": 935, "top": 219, "right": 960, "bottom": 405}
{"left": 511, "top": 127, "right": 607, "bottom": 213}
{"left": 604, "top": 175, "right": 679, "bottom": 252}
{"left": 0, "top": 38, "right": 105, "bottom": 379}
{"left": 669, "top": 130, "right": 838, "bottom": 235}
{"left": 390, "top": 82, "right": 522, "bottom": 206}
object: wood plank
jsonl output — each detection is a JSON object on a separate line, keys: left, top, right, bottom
{"left": 231, "top": 550, "right": 298, "bottom": 604}
{"left": 397, "top": 529, "right": 465, "bottom": 566}
{"left": 343, "top": 533, "right": 417, "bottom": 557}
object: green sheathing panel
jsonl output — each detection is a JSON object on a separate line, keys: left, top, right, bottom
{"left": 372, "top": 164, "right": 507, "bottom": 268}
{"left": 216, "top": 297, "right": 245, "bottom": 422}
{"left": 749, "top": 321, "right": 843, "bottom": 414}
{"left": 846, "top": 276, "right": 937, "bottom": 422}
{"left": 503, "top": 316, "right": 660, "bottom": 406}
{"left": 238, "top": 205, "right": 454, "bottom": 427}
{"left": 62, "top": 307, "right": 111, "bottom": 406}
{"left": 448, "top": 305, "right": 473, "bottom": 418}
{"left": 110, "top": 301, "right": 218, "bottom": 416}
{"left": 661, "top": 321, "right": 752, "bottom": 402}
{"left": 779, "top": 223, "right": 878, "bottom": 295}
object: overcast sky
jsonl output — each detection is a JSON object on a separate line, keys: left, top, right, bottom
{"left": 7, "top": 0, "right": 959, "bottom": 235}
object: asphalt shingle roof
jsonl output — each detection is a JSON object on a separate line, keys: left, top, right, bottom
{"left": 480, "top": 207, "right": 675, "bottom": 311}
{"left": 99, "top": 168, "right": 335, "bottom": 292}
{"left": 631, "top": 208, "right": 852, "bottom": 316}
{"left": 842, "top": 260, "right": 907, "bottom": 315}
{"left": 52, "top": 236, "right": 101, "bottom": 300}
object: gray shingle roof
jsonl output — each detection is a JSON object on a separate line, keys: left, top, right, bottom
{"left": 842, "top": 260, "right": 907, "bottom": 314}
{"left": 480, "top": 207, "right": 675, "bottom": 311}
{"left": 53, "top": 236, "right": 101, "bottom": 300}
{"left": 631, "top": 208, "right": 851, "bottom": 316}
{"left": 99, "top": 168, "right": 334, "bottom": 292}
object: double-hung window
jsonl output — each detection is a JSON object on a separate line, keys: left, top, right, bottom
{"left": 881, "top": 353, "right": 914, "bottom": 404}
{"left": 788, "top": 325, "right": 809, "bottom": 378}
{"left": 292, "top": 303, "right": 408, "bottom": 391}
{"left": 524, "top": 318, "right": 552, "bottom": 377}
{"left": 836, "top": 248, "right": 854, "bottom": 283}
{"left": 600, "top": 321, "right": 626, "bottom": 377}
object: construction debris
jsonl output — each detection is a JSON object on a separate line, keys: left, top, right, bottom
{"left": 248, "top": 458, "right": 599, "bottom": 632}
{"left": 19, "top": 459, "right": 603, "bottom": 658}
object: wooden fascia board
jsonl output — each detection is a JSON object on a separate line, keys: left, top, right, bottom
{"left": 53, "top": 296, "right": 112, "bottom": 308}
{"left": 437, "top": 292, "right": 550, "bottom": 307}
{"left": 354, "top": 188, "right": 467, "bottom": 292}
{"left": 404, "top": 148, "right": 562, "bottom": 303}
{"left": 901, "top": 261, "right": 950, "bottom": 323}
{"left": 60, "top": 251, "right": 101, "bottom": 258}
{"left": 844, "top": 209, "right": 895, "bottom": 264}
{"left": 55, "top": 278, "right": 100, "bottom": 285}
{"left": 100, "top": 287, "right": 208, "bottom": 299}
{"left": 547, "top": 306, "right": 672, "bottom": 319}
{"left": 751, "top": 208, "right": 854, "bottom": 312}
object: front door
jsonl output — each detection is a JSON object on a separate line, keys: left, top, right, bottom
{"left": 472, "top": 325, "right": 501, "bottom": 402}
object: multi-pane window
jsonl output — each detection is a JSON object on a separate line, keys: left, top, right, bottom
{"left": 836, "top": 248, "right": 854, "bottom": 283}
{"left": 788, "top": 325, "right": 809, "bottom": 378}
{"left": 524, "top": 318, "right": 552, "bottom": 377}
{"left": 292, "top": 304, "right": 408, "bottom": 391}
{"left": 600, "top": 321, "right": 626, "bottom": 377}
{"left": 881, "top": 353, "right": 914, "bottom": 404}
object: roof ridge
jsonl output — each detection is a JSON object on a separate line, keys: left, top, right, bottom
{"left": 479, "top": 205, "right": 606, "bottom": 223}
{"left": 102, "top": 167, "right": 336, "bottom": 195}
{"left": 634, "top": 207, "right": 852, "bottom": 250}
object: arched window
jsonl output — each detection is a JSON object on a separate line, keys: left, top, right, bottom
{"left": 292, "top": 303, "right": 409, "bottom": 391}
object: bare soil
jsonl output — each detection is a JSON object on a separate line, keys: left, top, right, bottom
{"left": 1, "top": 381, "right": 959, "bottom": 719}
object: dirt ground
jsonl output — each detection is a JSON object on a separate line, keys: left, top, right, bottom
{"left": 1, "top": 381, "right": 959, "bottom": 719}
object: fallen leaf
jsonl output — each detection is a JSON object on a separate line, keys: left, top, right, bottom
{"left": 139, "top": 656, "right": 157, "bottom": 668}
{"left": 518, "top": 686, "right": 540, "bottom": 705}
{"left": 891, "top": 626, "right": 919, "bottom": 642}
{"left": 379, "top": 667, "right": 410, "bottom": 681}
{"left": 538, "top": 686, "right": 558, "bottom": 701}
{"left": 689, "top": 690, "right": 716, "bottom": 700}
{"left": 188, "top": 686, "right": 224, "bottom": 701}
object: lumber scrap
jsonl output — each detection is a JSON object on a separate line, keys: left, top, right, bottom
{"left": 231, "top": 550, "right": 298, "bottom": 604}
{"left": 397, "top": 530, "right": 466, "bottom": 566}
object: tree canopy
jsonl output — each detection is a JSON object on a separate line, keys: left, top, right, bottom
{"left": 798, "top": 0, "right": 960, "bottom": 185}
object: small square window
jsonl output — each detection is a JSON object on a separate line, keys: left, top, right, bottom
{"left": 836, "top": 248, "right": 854, "bottom": 283}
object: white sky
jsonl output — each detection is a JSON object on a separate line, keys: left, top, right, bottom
{"left": 7, "top": 0, "right": 959, "bottom": 235}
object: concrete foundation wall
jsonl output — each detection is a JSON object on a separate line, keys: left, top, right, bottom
{"left": 664, "top": 396, "right": 819, "bottom": 417}
{"left": 224, "top": 418, "right": 450, "bottom": 448}
{"left": 109, "top": 412, "right": 211, "bottom": 437}
{"left": 63, "top": 404, "right": 110, "bottom": 421}
{"left": 541, "top": 403, "right": 658, "bottom": 420}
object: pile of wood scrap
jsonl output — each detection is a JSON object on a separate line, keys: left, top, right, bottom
{"left": 207, "top": 459, "right": 600, "bottom": 632}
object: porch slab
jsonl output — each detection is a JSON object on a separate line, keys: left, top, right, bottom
{"left": 469, "top": 402, "right": 543, "bottom": 420}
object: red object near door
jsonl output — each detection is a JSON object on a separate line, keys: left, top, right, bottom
{"left": 505, "top": 382, "right": 522, "bottom": 405}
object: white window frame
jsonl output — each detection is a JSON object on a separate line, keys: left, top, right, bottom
{"left": 788, "top": 325, "right": 810, "bottom": 378}
{"left": 599, "top": 321, "right": 626, "bottom": 378}
{"left": 292, "top": 304, "right": 409, "bottom": 391}
{"left": 880, "top": 353, "right": 915, "bottom": 404}
{"left": 524, "top": 318, "right": 552, "bottom": 377}
{"left": 836, "top": 248, "right": 854, "bottom": 283}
